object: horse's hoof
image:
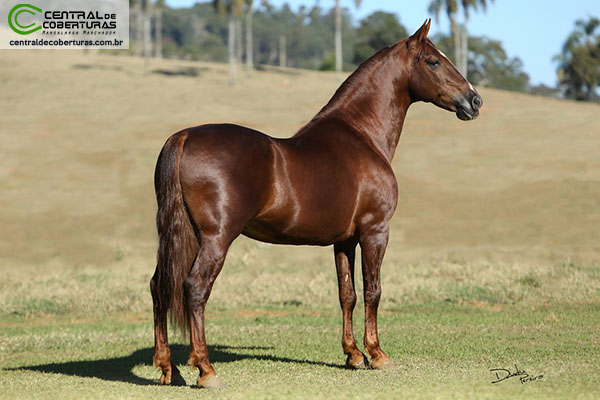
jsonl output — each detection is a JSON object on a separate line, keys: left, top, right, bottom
{"left": 159, "top": 367, "right": 187, "bottom": 386}
{"left": 346, "top": 353, "right": 369, "bottom": 369}
{"left": 159, "top": 371, "right": 171, "bottom": 385}
{"left": 197, "top": 374, "right": 227, "bottom": 390}
{"left": 170, "top": 373, "right": 187, "bottom": 386}
{"left": 349, "top": 360, "right": 368, "bottom": 369}
{"left": 369, "top": 358, "right": 393, "bottom": 370}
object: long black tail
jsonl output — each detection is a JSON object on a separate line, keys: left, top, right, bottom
{"left": 154, "top": 131, "right": 197, "bottom": 333}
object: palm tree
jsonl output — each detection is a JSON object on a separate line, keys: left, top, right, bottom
{"left": 334, "top": 0, "right": 361, "bottom": 80}
{"left": 154, "top": 0, "right": 165, "bottom": 59}
{"left": 129, "top": 0, "right": 143, "bottom": 56}
{"left": 245, "top": 0, "right": 254, "bottom": 72}
{"left": 428, "top": 0, "right": 493, "bottom": 77}
{"left": 142, "top": 0, "right": 153, "bottom": 75}
{"left": 236, "top": 18, "right": 243, "bottom": 66}
{"left": 214, "top": 0, "right": 244, "bottom": 85}
{"left": 279, "top": 35, "right": 286, "bottom": 67}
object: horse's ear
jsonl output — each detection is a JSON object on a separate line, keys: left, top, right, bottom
{"left": 407, "top": 19, "right": 431, "bottom": 50}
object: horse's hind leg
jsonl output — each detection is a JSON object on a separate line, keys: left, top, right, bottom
{"left": 334, "top": 240, "right": 368, "bottom": 369}
{"left": 150, "top": 268, "right": 186, "bottom": 385}
{"left": 184, "top": 234, "right": 232, "bottom": 389}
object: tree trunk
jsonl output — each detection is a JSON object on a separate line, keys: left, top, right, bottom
{"left": 279, "top": 35, "right": 286, "bottom": 68}
{"left": 268, "top": 42, "right": 277, "bottom": 65}
{"left": 335, "top": 0, "right": 342, "bottom": 79}
{"left": 450, "top": 16, "right": 462, "bottom": 75}
{"left": 134, "top": 3, "right": 143, "bottom": 56}
{"left": 154, "top": 8, "right": 162, "bottom": 59}
{"left": 460, "top": 21, "right": 468, "bottom": 78}
{"left": 236, "top": 18, "right": 243, "bottom": 67}
{"left": 143, "top": 5, "right": 152, "bottom": 75}
{"left": 246, "top": 2, "right": 253, "bottom": 72}
{"left": 228, "top": 17, "right": 236, "bottom": 85}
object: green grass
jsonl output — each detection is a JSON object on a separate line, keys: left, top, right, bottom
{"left": 0, "top": 254, "right": 599, "bottom": 398}
{"left": 1, "top": 303, "right": 599, "bottom": 399}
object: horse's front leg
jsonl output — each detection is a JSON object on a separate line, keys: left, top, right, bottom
{"left": 150, "top": 268, "right": 186, "bottom": 385}
{"left": 334, "top": 240, "right": 368, "bottom": 369}
{"left": 359, "top": 227, "right": 392, "bottom": 369}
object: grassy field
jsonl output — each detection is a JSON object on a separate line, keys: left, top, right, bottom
{"left": 1, "top": 51, "right": 599, "bottom": 399}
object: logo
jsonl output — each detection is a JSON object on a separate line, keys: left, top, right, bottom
{"left": 8, "top": 4, "right": 43, "bottom": 35}
{"left": 1, "top": 0, "right": 129, "bottom": 50}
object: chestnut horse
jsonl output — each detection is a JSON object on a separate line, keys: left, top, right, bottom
{"left": 151, "top": 20, "right": 482, "bottom": 389}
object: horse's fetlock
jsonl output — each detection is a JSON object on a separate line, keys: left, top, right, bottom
{"left": 187, "top": 351, "right": 203, "bottom": 367}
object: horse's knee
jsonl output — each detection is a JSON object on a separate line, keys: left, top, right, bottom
{"left": 340, "top": 290, "right": 357, "bottom": 310}
{"left": 184, "top": 252, "right": 226, "bottom": 303}
{"left": 183, "top": 276, "right": 198, "bottom": 299}
{"left": 184, "top": 275, "right": 210, "bottom": 308}
{"left": 364, "top": 285, "right": 381, "bottom": 306}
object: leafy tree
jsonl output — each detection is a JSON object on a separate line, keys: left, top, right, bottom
{"left": 252, "top": 2, "right": 290, "bottom": 66}
{"left": 555, "top": 17, "right": 600, "bottom": 101}
{"left": 147, "top": 1, "right": 356, "bottom": 71}
{"left": 433, "top": 33, "right": 530, "bottom": 92}
{"left": 249, "top": 3, "right": 353, "bottom": 70}
{"left": 161, "top": 4, "right": 227, "bottom": 61}
{"left": 428, "top": 0, "right": 494, "bottom": 77}
{"left": 141, "top": 0, "right": 529, "bottom": 93}
{"left": 353, "top": 11, "right": 407, "bottom": 65}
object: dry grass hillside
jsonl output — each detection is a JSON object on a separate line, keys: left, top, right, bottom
{"left": 1, "top": 51, "right": 598, "bottom": 271}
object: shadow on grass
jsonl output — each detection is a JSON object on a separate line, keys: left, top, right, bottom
{"left": 254, "top": 64, "right": 301, "bottom": 75}
{"left": 72, "top": 63, "right": 123, "bottom": 71}
{"left": 9, "top": 344, "right": 345, "bottom": 386}
{"left": 72, "top": 64, "right": 209, "bottom": 78}
{"left": 152, "top": 66, "right": 209, "bottom": 77}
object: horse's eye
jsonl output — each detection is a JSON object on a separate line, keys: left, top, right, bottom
{"left": 426, "top": 58, "right": 440, "bottom": 67}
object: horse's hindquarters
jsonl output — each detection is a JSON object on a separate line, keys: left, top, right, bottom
{"left": 178, "top": 124, "right": 275, "bottom": 239}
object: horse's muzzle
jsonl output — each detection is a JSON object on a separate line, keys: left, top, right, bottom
{"left": 455, "top": 92, "right": 483, "bottom": 121}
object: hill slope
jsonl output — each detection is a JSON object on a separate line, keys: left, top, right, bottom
{"left": 1, "top": 51, "right": 599, "bottom": 268}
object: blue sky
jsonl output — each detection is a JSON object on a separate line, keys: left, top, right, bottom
{"left": 166, "top": 0, "right": 599, "bottom": 87}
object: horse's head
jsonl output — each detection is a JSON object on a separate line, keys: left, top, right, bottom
{"left": 406, "top": 20, "right": 483, "bottom": 121}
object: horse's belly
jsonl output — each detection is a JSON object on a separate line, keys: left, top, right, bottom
{"left": 242, "top": 212, "right": 354, "bottom": 246}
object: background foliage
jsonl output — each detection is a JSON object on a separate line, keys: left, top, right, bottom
{"left": 140, "top": 1, "right": 535, "bottom": 93}
{"left": 125, "top": 1, "right": 600, "bottom": 101}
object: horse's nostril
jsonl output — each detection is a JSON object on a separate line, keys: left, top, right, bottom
{"left": 472, "top": 95, "right": 483, "bottom": 110}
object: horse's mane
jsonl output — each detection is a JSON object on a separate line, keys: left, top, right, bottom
{"left": 300, "top": 38, "right": 409, "bottom": 130}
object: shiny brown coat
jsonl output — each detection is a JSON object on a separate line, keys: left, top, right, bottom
{"left": 151, "top": 20, "right": 482, "bottom": 388}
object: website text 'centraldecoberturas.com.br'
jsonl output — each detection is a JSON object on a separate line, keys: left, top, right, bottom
{"left": 9, "top": 38, "right": 124, "bottom": 47}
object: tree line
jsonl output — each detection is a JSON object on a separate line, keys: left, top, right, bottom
{"left": 127, "top": 1, "right": 599, "bottom": 102}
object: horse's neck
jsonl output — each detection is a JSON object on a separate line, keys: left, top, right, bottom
{"left": 307, "top": 45, "right": 412, "bottom": 162}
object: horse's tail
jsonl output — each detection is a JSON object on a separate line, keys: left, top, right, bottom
{"left": 154, "top": 131, "right": 197, "bottom": 334}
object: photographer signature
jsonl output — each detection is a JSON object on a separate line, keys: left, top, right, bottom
{"left": 490, "top": 364, "right": 544, "bottom": 384}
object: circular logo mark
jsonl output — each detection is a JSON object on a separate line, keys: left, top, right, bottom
{"left": 8, "top": 4, "right": 43, "bottom": 35}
